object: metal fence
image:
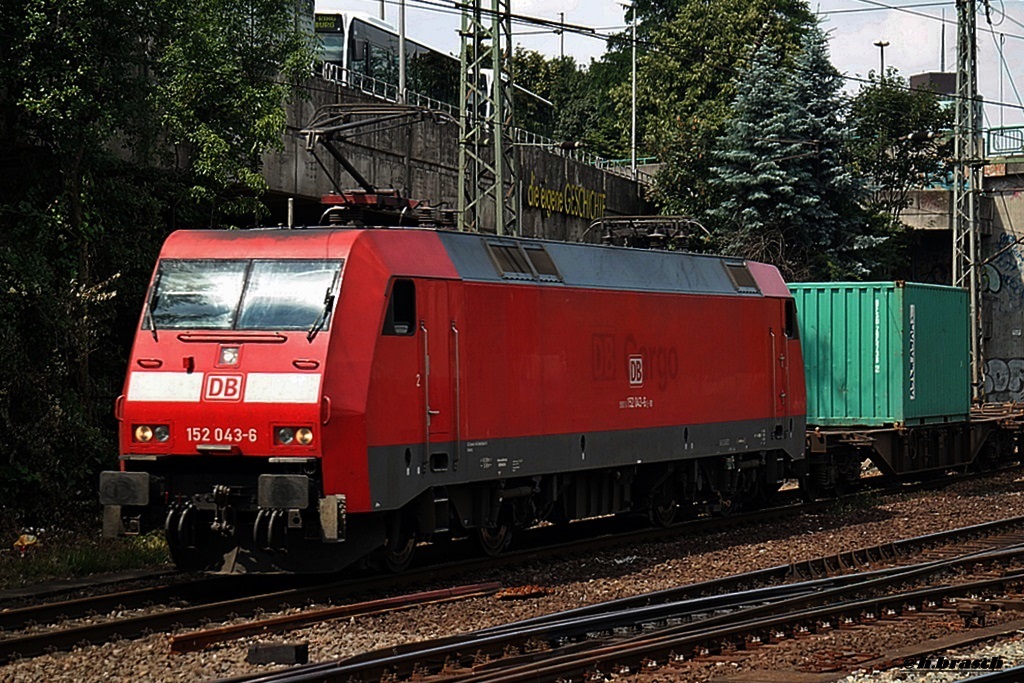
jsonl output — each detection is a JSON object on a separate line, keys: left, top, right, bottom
{"left": 988, "top": 127, "right": 1024, "bottom": 157}
{"left": 318, "top": 62, "right": 652, "bottom": 182}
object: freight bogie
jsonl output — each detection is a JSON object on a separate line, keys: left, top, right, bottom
{"left": 797, "top": 408, "right": 1023, "bottom": 502}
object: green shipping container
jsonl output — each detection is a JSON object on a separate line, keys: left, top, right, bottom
{"left": 789, "top": 282, "right": 969, "bottom": 427}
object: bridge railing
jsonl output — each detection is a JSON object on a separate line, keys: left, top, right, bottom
{"left": 318, "top": 62, "right": 651, "bottom": 182}
{"left": 988, "top": 126, "right": 1024, "bottom": 157}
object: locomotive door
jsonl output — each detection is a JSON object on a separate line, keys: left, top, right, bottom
{"left": 420, "top": 281, "right": 453, "bottom": 451}
{"left": 770, "top": 299, "right": 792, "bottom": 438}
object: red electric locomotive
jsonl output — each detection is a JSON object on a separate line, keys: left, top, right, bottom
{"left": 100, "top": 227, "right": 807, "bottom": 573}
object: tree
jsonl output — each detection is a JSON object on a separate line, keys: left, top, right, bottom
{"left": 643, "top": 0, "right": 815, "bottom": 217}
{"left": 848, "top": 73, "right": 953, "bottom": 220}
{"left": 785, "top": 27, "right": 868, "bottom": 278}
{"left": 0, "top": 0, "right": 313, "bottom": 525}
{"left": 845, "top": 74, "right": 953, "bottom": 278}
{"left": 705, "top": 27, "right": 868, "bottom": 280}
{"left": 511, "top": 47, "right": 627, "bottom": 158}
{"left": 152, "top": 0, "right": 315, "bottom": 221}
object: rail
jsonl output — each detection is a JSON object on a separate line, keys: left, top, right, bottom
{"left": 215, "top": 516, "right": 1024, "bottom": 682}
{"left": 4, "top": 466, "right": 1016, "bottom": 664}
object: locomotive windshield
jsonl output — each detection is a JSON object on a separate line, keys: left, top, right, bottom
{"left": 145, "top": 259, "right": 343, "bottom": 331}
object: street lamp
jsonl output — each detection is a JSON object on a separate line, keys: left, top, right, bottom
{"left": 874, "top": 40, "right": 889, "bottom": 79}
{"left": 617, "top": 0, "right": 637, "bottom": 180}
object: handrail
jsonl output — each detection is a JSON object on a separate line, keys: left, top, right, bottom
{"left": 317, "top": 61, "right": 653, "bottom": 183}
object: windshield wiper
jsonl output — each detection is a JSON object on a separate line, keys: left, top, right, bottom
{"left": 307, "top": 288, "right": 335, "bottom": 343}
{"left": 144, "top": 277, "right": 160, "bottom": 342}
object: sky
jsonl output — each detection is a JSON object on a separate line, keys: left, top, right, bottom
{"left": 316, "top": 0, "right": 1024, "bottom": 129}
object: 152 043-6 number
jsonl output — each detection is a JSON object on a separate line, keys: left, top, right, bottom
{"left": 186, "top": 427, "right": 258, "bottom": 443}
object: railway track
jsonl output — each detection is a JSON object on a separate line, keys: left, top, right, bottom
{"left": 217, "top": 520, "right": 1024, "bottom": 682}
{"left": 0, "top": 466, "right": 1015, "bottom": 665}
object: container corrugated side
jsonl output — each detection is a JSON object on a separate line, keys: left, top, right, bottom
{"left": 790, "top": 283, "right": 901, "bottom": 426}
{"left": 789, "top": 282, "right": 969, "bottom": 427}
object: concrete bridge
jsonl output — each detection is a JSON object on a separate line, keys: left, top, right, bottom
{"left": 261, "top": 75, "right": 651, "bottom": 241}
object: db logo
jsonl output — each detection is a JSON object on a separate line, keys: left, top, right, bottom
{"left": 204, "top": 374, "right": 244, "bottom": 401}
{"left": 628, "top": 355, "right": 644, "bottom": 387}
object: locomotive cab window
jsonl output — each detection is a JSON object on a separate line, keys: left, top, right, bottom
{"left": 145, "top": 259, "right": 343, "bottom": 331}
{"left": 784, "top": 299, "right": 799, "bottom": 339}
{"left": 383, "top": 279, "right": 416, "bottom": 336}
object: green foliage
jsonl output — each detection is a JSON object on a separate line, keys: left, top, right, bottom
{"left": 152, "top": 0, "right": 316, "bottom": 219}
{"left": 847, "top": 73, "right": 953, "bottom": 278}
{"left": 0, "top": 531, "right": 169, "bottom": 589}
{"left": 646, "top": 0, "right": 815, "bottom": 216}
{"left": 511, "top": 48, "right": 625, "bottom": 157}
{"left": 0, "top": 0, "right": 313, "bottom": 527}
{"left": 705, "top": 27, "right": 869, "bottom": 280}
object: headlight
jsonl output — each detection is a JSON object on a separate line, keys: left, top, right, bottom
{"left": 218, "top": 346, "right": 240, "bottom": 366}
{"left": 296, "top": 427, "right": 314, "bottom": 446}
{"left": 134, "top": 425, "right": 153, "bottom": 442}
{"left": 153, "top": 425, "right": 170, "bottom": 442}
{"left": 275, "top": 427, "right": 295, "bottom": 445}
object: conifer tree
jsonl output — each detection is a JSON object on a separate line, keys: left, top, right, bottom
{"left": 706, "top": 27, "right": 867, "bottom": 280}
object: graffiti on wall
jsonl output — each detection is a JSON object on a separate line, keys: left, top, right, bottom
{"left": 984, "top": 358, "right": 1024, "bottom": 400}
{"left": 525, "top": 172, "right": 607, "bottom": 221}
{"left": 988, "top": 232, "right": 1024, "bottom": 304}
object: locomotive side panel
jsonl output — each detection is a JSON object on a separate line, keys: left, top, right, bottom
{"left": 363, "top": 236, "right": 806, "bottom": 520}
{"left": 454, "top": 285, "right": 798, "bottom": 472}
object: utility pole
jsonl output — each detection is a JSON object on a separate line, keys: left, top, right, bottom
{"left": 559, "top": 12, "right": 564, "bottom": 60}
{"left": 941, "top": 9, "right": 946, "bottom": 72}
{"left": 458, "top": 0, "right": 518, "bottom": 235}
{"left": 873, "top": 40, "right": 889, "bottom": 78}
{"left": 398, "top": 0, "right": 406, "bottom": 103}
{"left": 953, "top": 0, "right": 984, "bottom": 400}
{"left": 617, "top": 0, "right": 637, "bottom": 180}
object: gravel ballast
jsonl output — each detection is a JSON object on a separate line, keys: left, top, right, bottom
{"left": 6, "top": 471, "right": 1024, "bottom": 683}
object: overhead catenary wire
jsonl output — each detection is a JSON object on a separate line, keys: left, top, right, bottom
{"left": 358, "top": 0, "right": 1024, "bottom": 120}
{"left": 4, "top": 0, "right": 1024, "bottom": 127}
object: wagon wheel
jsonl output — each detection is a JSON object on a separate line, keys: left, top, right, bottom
{"left": 475, "top": 523, "right": 512, "bottom": 556}
{"left": 799, "top": 465, "right": 830, "bottom": 502}
{"left": 977, "top": 432, "right": 1013, "bottom": 472}
{"left": 836, "top": 452, "right": 863, "bottom": 493}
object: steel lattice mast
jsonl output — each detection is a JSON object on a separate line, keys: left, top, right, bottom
{"left": 954, "top": 0, "right": 984, "bottom": 400}
{"left": 458, "top": 0, "right": 518, "bottom": 235}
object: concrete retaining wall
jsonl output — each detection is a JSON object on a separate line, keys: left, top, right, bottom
{"left": 261, "top": 78, "right": 649, "bottom": 237}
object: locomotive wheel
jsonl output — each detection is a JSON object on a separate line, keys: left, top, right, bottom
{"left": 382, "top": 534, "right": 417, "bottom": 573}
{"left": 475, "top": 524, "right": 512, "bottom": 556}
{"left": 648, "top": 498, "right": 678, "bottom": 527}
{"left": 647, "top": 479, "right": 679, "bottom": 527}
{"left": 755, "top": 480, "right": 782, "bottom": 507}
{"left": 165, "top": 508, "right": 221, "bottom": 571}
